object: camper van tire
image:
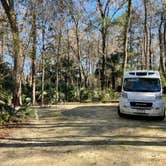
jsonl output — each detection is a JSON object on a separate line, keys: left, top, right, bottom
{"left": 159, "top": 110, "right": 165, "bottom": 120}
{"left": 118, "top": 107, "right": 123, "bottom": 117}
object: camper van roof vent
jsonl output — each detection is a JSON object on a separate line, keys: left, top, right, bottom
{"left": 148, "top": 72, "right": 155, "bottom": 75}
{"left": 136, "top": 72, "right": 147, "bottom": 76}
{"left": 129, "top": 72, "right": 135, "bottom": 75}
{"left": 126, "top": 70, "right": 159, "bottom": 78}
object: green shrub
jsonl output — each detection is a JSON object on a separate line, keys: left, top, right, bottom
{"left": 79, "top": 88, "right": 120, "bottom": 102}
{"left": 1, "top": 112, "right": 11, "bottom": 122}
{"left": 91, "top": 89, "right": 102, "bottom": 102}
{"left": 101, "top": 92, "right": 110, "bottom": 102}
{"left": 50, "top": 91, "right": 58, "bottom": 104}
{"left": 99, "top": 88, "right": 120, "bottom": 102}
{"left": 50, "top": 91, "right": 63, "bottom": 104}
{"left": 0, "top": 105, "right": 12, "bottom": 124}
{"left": 80, "top": 88, "right": 89, "bottom": 101}
{"left": 80, "top": 88, "right": 100, "bottom": 102}
{"left": 17, "top": 107, "right": 36, "bottom": 119}
{"left": 24, "top": 108, "right": 35, "bottom": 118}
{"left": 0, "top": 117, "right": 3, "bottom": 125}
{"left": 67, "top": 87, "right": 80, "bottom": 102}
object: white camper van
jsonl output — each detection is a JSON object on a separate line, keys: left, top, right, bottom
{"left": 118, "top": 70, "right": 165, "bottom": 119}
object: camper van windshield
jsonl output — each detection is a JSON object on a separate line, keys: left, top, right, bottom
{"left": 123, "top": 78, "right": 161, "bottom": 92}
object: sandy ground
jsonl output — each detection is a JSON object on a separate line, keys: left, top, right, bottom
{"left": 1, "top": 103, "right": 166, "bottom": 166}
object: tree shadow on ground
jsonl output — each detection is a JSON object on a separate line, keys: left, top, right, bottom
{"left": 1, "top": 105, "right": 166, "bottom": 149}
{"left": 0, "top": 139, "right": 166, "bottom": 148}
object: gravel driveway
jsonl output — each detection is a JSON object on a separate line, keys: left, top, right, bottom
{"left": 1, "top": 103, "right": 166, "bottom": 166}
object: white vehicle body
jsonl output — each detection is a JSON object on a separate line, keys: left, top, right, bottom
{"left": 119, "top": 70, "right": 165, "bottom": 118}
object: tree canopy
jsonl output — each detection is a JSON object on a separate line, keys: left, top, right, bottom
{"left": 0, "top": 0, "right": 166, "bottom": 105}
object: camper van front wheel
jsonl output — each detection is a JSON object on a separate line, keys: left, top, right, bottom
{"left": 118, "top": 107, "right": 123, "bottom": 117}
{"left": 159, "top": 109, "right": 165, "bottom": 120}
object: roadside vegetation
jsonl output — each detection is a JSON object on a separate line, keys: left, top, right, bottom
{"left": 0, "top": 104, "right": 35, "bottom": 125}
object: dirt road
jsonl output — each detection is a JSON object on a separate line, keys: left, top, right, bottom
{"left": 1, "top": 103, "right": 166, "bottom": 166}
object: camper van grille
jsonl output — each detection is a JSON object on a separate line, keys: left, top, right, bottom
{"left": 130, "top": 102, "right": 153, "bottom": 110}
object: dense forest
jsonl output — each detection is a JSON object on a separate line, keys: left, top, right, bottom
{"left": 0, "top": 0, "right": 166, "bottom": 107}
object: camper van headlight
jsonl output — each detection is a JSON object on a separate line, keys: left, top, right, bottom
{"left": 155, "top": 94, "right": 162, "bottom": 100}
{"left": 121, "top": 92, "right": 128, "bottom": 99}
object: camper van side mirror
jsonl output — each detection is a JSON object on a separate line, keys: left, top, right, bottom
{"left": 163, "top": 87, "right": 166, "bottom": 94}
{"left": 117, "top": 85, "right": 122, "bottom": 92}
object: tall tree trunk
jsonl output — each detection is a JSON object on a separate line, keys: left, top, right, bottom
{"left": 75, "top": 22, "right": 82, "bottom": 88}
{"left": 74, "top": 21, "right": 81, "bottom": 100}
{"left": 66, "top": 27, "right": 71, "bottom": 101}
{"left": 56, "top": 24, "right": 62, "bottom": 103}
{"left": 41, "top": 22, "right": 45, "bottom": 106}
{"left": 75, "top": 26, "right": 88, "bottom": 89}
{"left": 41, "top": 52, "right": 45, "bottom": 105}
{"left": 122, "top": 0, "right": 132, "bottom": 81}
{"left": 164, "top": 21, "right": 166, "bottom": 71}
{"left": 149, "top": 26, "right": 152, "bottom": 70}
{"left": 1, "top": 0, "right": 22, "bottom": 107}
{"left": 31, "top": 3, "right": 37, "bottom": 105}
{"left": 0, "top": 29, "right": 4, "bottom": 62}
{"left": 97, "top": 0, "right": 107, "bottom": 90}
{"left": 19, "top": 48, "right": 25, "bottom": 106}
{"left": 101, "top": 27, "right": 106, "bottom": 90}
{"left": 13, "top": 33, "right": 22, "bottom": 107}
{"left": 140, "top": 38, "right": 144, "bottom": 70}
{"left": 143, "top": 0, "right": 149, "bottom": 69}
{"left": 159, "top": 15, "right": 165, "bottom": 77}
{"left": 111, "top": 68, "right": 115, "bottom": 90}
{"left": 97, "top": 35, "right": 101, "bottom": 89}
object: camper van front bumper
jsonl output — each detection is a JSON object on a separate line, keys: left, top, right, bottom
{"left": 120, "top": 105, "right": 165, "bottom": 116}
{"left": 119, "top": 99, "right": 165, "bottom": 116}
